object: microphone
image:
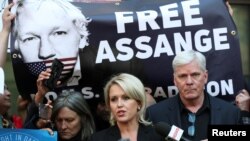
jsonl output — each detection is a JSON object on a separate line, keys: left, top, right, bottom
{"left": 154, "top": 122, "right": 191, "bottom": 141}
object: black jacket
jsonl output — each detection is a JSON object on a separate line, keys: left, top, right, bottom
{"left": 90, "top": 123, "right": 164, "bottom": 141}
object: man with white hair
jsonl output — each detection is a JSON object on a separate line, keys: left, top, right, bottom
{"left": 146, "top": 50, "right": 242, "bottom": 141}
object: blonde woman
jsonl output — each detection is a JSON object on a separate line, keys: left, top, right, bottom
{"left": 90, "top": 73, "right": 164, "bottom": 141}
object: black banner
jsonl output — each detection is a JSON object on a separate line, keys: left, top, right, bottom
{"left": 10, "top": 0, "right": 244, "bottom": 109}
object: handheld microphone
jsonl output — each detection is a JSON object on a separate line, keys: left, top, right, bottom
{"left": 154, "top": 122, "right": 191, "bottom": 141}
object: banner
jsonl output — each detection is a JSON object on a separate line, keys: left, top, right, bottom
{"left": 0, "top": 129, "right": 57, "bottom": 141}
{"left": 10, "top": 0, "right": 244, "bottom": 108}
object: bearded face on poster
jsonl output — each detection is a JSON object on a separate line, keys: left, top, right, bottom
{"left": 11, "top": 0, "right": 91, "bottom": 86}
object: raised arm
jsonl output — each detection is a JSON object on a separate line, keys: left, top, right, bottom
{"left": 0, "top": 3, "right": 15, "bottom": 67}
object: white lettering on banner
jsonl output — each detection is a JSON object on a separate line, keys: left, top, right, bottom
{"left": 95, "top": 27, "right": 230, "bottom": 64}
{"left": 80, "top": 79, "right": 235, "bottom": 99}
{"left": 96, "top": 0, "right": 231, "bottom": 64}
{"left": 160, "top": 3, "right": 181, "bottom": 29}
{"left": 115, "top": 0, "right": 202, "bottom": 33}
{"left": 213, "top": 28, "right": 230, "bottom": 50}
{"left": 136, "top": 10, "right": 160, "bottom": 31}
{"left": 194, "top": 29, "right": 211, "bottom": 52}
{"left": 0, "top": 133, "right": 39, "bottom": 141}
{"left": 16, "top": 134, "right": 22, "bottom": 141}
{"left": 207, "top": 79, "right": 234, "bottom": 96}
{"left": 0, "top": 135, "right": 12, "bottom": 141}
{"left": 181, "top": 0, "right": 203, "bottom": 26}
{"left": 81, "top": 87, "right": 95, "bottom": 99}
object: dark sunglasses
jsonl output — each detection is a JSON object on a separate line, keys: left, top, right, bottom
{"left": 188, "top": 113, "right": 196, "bottom": 136}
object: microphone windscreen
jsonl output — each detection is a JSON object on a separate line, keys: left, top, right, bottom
{"left": 154, "top": 122, "right": 172, "bottom": 137}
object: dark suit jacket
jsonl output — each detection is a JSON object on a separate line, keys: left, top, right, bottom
{"left": 146, "top": 94, "right": 242, "bottom": 127}
{"left": 89, "top": 124, "right": 164, "bottom": 141}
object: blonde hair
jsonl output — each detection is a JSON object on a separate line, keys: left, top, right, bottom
{"left": 104, "top": 73, "right": 151, "bottom": 125}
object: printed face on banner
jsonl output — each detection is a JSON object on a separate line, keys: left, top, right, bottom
{"left": 16, "top": 7, "right": 79, "bottom": 63}
{"left": 13, "top": 1, "right": 89, "bottom": 83}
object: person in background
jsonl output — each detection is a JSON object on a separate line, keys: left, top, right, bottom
{"left": 226, "top": 0, "right": 233, "bottom": 16}
{"left": 146, "top": 93, "right": 156, "bottom": 108}
{"left": 0, "top": 3, "right": 15, "bottom": 129}
{"left": 0, "top": 83, "right": 13, "bottom": 128}
{"left": 94, "top": 100, "right": 111, "bottom": 131}
{"left": 49, "top": 90, "right": 95, "bottom": 141}
{"left": 90, "top": 73, "right": 164, "bottom": 141}
{"left": 235, "top": 89, "right": 250, "bottom": 124}
{"left": 14, "top": 94, "right": 32, "bottom": 128}
{"left": 0, "top": 3, "right": 15, "bottom": 67}
{"left": 23, "top": 69, "right": 53, "bottom": 129}
{"left": 1, "top": 2, "right": 33, "bottom": 129}
{"left": 24, "top": 69, "right": 95, "bottom": 141}
{"left": 146, "top": 50, "right": 242, "bottom": 141}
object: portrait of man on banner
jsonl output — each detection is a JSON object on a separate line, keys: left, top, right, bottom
{"left": 11, "top": 0, "right": 91, "bottom": 88}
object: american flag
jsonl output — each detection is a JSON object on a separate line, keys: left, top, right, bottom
{"left": 26, "top": 57, "right": 77, "bottom": 79}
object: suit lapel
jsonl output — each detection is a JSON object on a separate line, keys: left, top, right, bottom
{"left": 209, "top": 97, "right": 221, "bottom": 124}
{"left": 107, "top": 125, "right": 122, "bottom": 140}
{"left": 137, "top": 124, "right": 151, "bottom": 141}
{"left": 168, "top": 95, "right": 183, "bottom": 127}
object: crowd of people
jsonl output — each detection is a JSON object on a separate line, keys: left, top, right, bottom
{"left": 0, "top": 0, "right": 250, "bottom": 141}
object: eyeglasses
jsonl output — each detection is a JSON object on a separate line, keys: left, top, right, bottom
{"left": 188, "top": 113, "right": 196, "bottom": 136}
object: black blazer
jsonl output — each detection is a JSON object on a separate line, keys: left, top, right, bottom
{"left": 89, "top": 124, "right": 164, "bottom": 141}
{"left": 146, "top": 94, "right": 242, "bottom": 126}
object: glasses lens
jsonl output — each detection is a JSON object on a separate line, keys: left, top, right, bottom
{"left": 188, "top": 125, "right": 195, "bottom": 136}
{"left": 188, "top": 113, "right": 196, "bottom": 136}
{"left": 188, "top": 113, "right": 196, "bottom": 122}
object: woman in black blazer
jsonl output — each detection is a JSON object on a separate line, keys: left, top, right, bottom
{"left": 90, "top": 73, "right": 164, "bottom": 141}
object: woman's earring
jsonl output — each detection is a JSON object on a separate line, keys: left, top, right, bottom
{"left": 137, "top": 107, "right": 141, "bottom": 111}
